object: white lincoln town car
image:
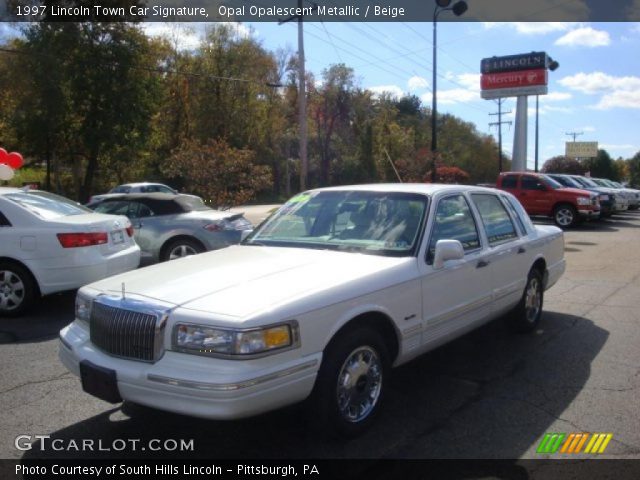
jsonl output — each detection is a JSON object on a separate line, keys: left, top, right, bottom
{"left": 59, "top": 184, "right": 565, "bottom": 436}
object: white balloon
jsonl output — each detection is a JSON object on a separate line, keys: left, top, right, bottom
{"left": 0, "top": 164, "right": 15, "bottom": 181}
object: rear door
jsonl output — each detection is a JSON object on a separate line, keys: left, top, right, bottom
{"left": 469, "top": 192, "right": 529, "bottom": 314}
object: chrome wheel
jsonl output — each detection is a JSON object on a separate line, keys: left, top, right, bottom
{"left": 525, "top": 277, "right": 542, "bottom": 323}
{"left": 168, "top": 244, "right": 198, "bottom": 260}
{"left": 555, "top": 208, "right": 574, "bottom": 227}
{"left": 0, "top": 270, "right": 25, "bottom": 312}
{"left": 336, "top": 346, "right": 383, "bottom": 423}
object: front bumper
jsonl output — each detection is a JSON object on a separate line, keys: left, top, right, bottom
{"left": 59, "top": 322, "right": 320, "bottom": 419}
{"left": 577, "top": 208, "right": 600, "bottom": 219}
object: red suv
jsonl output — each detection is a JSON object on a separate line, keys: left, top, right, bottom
{"left": 496, "top": 172, "right": 600, "bottom": 228}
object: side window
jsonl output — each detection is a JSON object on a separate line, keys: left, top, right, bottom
{"left": 158, "top": 186, "right": 174, "bottom": 194}
{"left": 427, "top": 195, "right": 480, "bottom": 262}
{"left": 0, "top": 210, "right": 12, "bottom": 227}
{"left": 501, "top": 175, "right": 518, "bottom": 188}
{"left": 501, "top": 195, "right": 526, "bottom": 236}
{"left": 522, "top": 176, "right": 545, "bottom": 190}
{"left": 129, "top": 202, "right": 154, "bottom": 218}
{"left": 93, "top": 201, "right": 130, "bottom": 216}
{"left": 471, "top": 194, "right": 518, "bottom": 245}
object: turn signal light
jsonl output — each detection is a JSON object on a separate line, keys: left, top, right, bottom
{"left": 57, "top": 232, "right": 108, "bottom": 248}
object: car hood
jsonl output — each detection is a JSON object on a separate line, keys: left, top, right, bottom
{"left": 86, "top": 245, "right": 413, "bottom": 318}
{"left": 558, "top": 187, "right": 594, "bottom": 197}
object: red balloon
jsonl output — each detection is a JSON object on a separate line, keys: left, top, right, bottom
{"left": 0, "top": 148, "right": 8, "bottom": 165}
{"left": 7, "top": 152, "right": 23, "bottom": 169}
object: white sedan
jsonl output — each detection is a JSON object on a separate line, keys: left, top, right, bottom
{"left": 0, "top": 187, "right": 141, "bottom": 316}
{"left": 59, "top": 184, "right": 565, "bottom": 436}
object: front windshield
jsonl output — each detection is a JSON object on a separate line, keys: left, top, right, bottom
{"left": 553, "top": 175, "right": 581, "bottom": 188}
{"left": 575, "top": 176, "right": 598, "bottom": 188}
{"left": 6, "top": 191, "right": 91, "bottom": 219}
{"left": 244, "top": 190, "right": 428, "bottom": 257}
{"left": 541, "top": 175, "right": 563, "bottom": 189}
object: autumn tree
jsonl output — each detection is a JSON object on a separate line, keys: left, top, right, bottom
{"left": 628, "top": 151, "right": 640, "bottom": 187}
{"left": 162, "top": 138, "right": 272, "bottom": 208}
{"left": 541, "top": 156, "right": 585, "bottom": 175}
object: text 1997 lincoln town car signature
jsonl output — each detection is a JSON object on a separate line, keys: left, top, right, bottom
{"left": 59, "top": 184, "right": 565, "bottom": 436}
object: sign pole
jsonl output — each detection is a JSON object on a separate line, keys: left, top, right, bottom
{"left": 512, "top": 95, "right": 528, "bottom": 171}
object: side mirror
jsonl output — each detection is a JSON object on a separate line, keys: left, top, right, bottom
{"left": 433, "top": 239, "right": 465, "bottom": 269}
{"left": 537, "top": 183, "right": 548, "bottom": 191}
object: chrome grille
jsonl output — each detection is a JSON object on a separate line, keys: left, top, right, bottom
{"left": 90, "top": 301, "right": 161, "bottom": 362}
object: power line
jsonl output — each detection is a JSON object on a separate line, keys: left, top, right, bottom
{"left": 566, "top": 131, "right": 584, "bottom": 142}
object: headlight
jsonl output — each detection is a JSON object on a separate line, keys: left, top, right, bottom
{"left": 75, "top": 292, "right": 93, "bottom": 325}
{"left": 576, "top": 196, "right": 591, "bottom": 206}
{"left": 173, "top": 321, "right": 299, "bottom": 358}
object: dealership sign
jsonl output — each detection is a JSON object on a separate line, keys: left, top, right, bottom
{"left": 481, "top": 52, "right": 547, "bottom": 74}
{"left": 480, "top": 52, "right": 550, "bottom": 99}
{"left": 566, "top": 141, "right": 598, "bottom": 158}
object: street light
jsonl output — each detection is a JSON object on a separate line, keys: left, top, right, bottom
{"left": 535, "top": 56, "right": 559, "bottom": 172}
{"left": 431, "top": 0, "right": 467, "bottom": 183}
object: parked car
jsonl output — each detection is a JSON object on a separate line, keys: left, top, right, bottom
{"left": 496, "top": 172, "right": 600, "bottom": 228}
{"left": 89, "top": 182, "right": 179, "bottom": 204}
{"left": 569, "top": 175, "right": 628, "bottom": 213}
{"left": 593, "top": 179, "right": 640, "bottom": 210}
{"left": 0, "top": 187, "right": 140, "bottom": 316}
{"left": 60, "top": 184, "right": 565, "bottom": 436}
{"left": 546, "top": 173, "right": 614, "bottom": 217}
{"left": 87, "top": 193, "right": 253, "bottom": 263}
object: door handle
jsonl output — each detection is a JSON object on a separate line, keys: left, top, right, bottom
{"left": 518, "top": 247, "right": 526, "bottom": 254}
{"left": 476, "top": 259, "right": 490, "bottom": 269}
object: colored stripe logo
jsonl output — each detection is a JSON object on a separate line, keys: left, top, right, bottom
{"left": 537, "top": 433, "right": 613, "bottom": 454}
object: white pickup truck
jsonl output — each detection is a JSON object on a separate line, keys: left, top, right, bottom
{"left": 60, "top": 184, "right": 565, "bottom": 437}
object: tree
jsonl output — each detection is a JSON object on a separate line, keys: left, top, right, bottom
{"left": 584, "top": 149, "right": 617, "bottom": 180}
{"left": 312, "top": 64, "right": 356, "bottom": 186}
{"left": 628, "top": 151, "right": 640, "bottom": 187}
{"left": 161, "top": 138, "right": 272, "bottom": 208}
{"left": 541, "top": 156, "right": 585, "bottom": 175}
{"left": 13, "top": 21, "right": 161, "bottom": 200}
{"left": 428, "top": 166, "right": 470, "bottom": 184}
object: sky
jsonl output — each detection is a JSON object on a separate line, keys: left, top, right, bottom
{"left": 141, "top": 21, "right": 640, "bottom": 169}
{"left": 4, "top": 20, "right": 640, "bottom": 169}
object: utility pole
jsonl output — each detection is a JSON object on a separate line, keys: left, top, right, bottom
{"left": 280, "top": 0, "right": 315, "bottom": 191}
{"left": 566, "top": 131, "right": 584, "bottom": 143}
{"left": 489, "top": 98, "right": 512, "bottom": 173}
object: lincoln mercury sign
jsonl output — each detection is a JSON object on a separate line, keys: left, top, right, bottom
{"left": 566, "top": 142, "right": 598, "bottom": 158}
{"left": 480, "top": 52, "right": 550, "bottom": 99}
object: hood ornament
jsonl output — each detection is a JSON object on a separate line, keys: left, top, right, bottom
{"left": 122, "top": 282, "right": 126, "bottom": 300}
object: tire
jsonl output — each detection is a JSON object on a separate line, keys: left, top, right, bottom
{"left": 553, "top": 204, "right": 578, "bottom": 228}
{"left": 309, "top": 328, "right": 389, "bottom": 438}
{"left": 0, "top": 261, "right": 38, "bottom": 317}
{"left": 160, "top": 238, "right": 205, "bottom": 262}
{"left": 510, "top": 268, "right": 544, "bottom": 333}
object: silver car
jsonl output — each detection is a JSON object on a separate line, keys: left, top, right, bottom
{"left": 89, "top": 194, "right": 253, "bottom": 264}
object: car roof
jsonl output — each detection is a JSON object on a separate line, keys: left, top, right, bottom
{"left": 308, "top": 183, "right": 498, "bottom": 196}
{"left": 119, "top": 182, "right": 169, "bottom": 188}
{"left": 94, "top": 193, "right": 207, "bottom": 214}
{"left": 0, "top": 187, "right": 23, "bottom": 195}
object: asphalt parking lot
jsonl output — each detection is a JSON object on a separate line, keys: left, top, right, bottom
{"left": 1, "top": 211, "right": 639, "bottom": 461}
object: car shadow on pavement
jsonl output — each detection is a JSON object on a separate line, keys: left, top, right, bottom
{"left": 0, "top": 291, "right": 75, "bottom": 344}
{"left": 21, "top": 311, "right": 608, "bottom": 461}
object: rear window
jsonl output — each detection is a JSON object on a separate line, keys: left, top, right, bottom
{"left": 110, "top": 186, "right": 132, "bottom": 193}
{"left": 5, "top": 191, "right": 91, "bottom": 219}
